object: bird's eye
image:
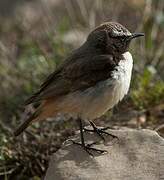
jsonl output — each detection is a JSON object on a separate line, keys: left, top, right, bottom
{"left": 117, "top": 28, "right": 123, "bottom": 33}
{"left": 108, "top": 33, "right": 117, "bottom": 39}
{"left": 121, "top": 36, "right": 126, "bottom": 42}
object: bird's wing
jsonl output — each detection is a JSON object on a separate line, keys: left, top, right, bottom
{"left": 25, "top": 54, "right": 116, "bottom": 104}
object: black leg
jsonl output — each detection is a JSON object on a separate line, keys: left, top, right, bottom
{"left": 78, "top": 117, "right": 85, "bottom": 146}
{"left": 84, "top": 121, "right": 118, "bottom": 141}
{"left": 70, "top": 117, "right": 107, "bottom": 156}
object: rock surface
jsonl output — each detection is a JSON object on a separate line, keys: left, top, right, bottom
{"left": 45, "top": 128, "right": 164, "bottom": 180}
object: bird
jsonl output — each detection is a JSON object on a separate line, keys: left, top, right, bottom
{"left": 14, "top": 22, "right": 144, "bottom": 155}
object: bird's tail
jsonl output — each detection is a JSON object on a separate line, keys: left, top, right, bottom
{"left": 14, "top": 99, "right": 58, "bottom": 136}
{"left": 13, "top": 111, "right": 39, "bottom": 136}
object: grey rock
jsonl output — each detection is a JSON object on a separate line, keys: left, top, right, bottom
{"left": 45, "top": 128, "right": 164, "bottom": 180}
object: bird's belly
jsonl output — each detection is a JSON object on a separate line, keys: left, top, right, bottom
{"left": 57, "top": 71, "right": 132, "bottom": 120}
{"left": 79, "top": 73, "right": 131, "bottom": 119}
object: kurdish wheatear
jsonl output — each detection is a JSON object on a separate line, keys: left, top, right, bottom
{"left": 14, "top": 22, "right": 144, "bottom": 155}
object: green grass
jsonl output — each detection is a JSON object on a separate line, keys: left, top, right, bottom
{"left": 131, "top": 67, "right": 164, "bottom": 110}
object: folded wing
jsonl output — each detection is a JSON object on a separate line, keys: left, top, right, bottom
{"left": 25, "top": 54, "right": 116, "bottom": 104}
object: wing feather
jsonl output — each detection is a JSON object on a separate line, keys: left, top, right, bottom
{"left": 25, "top": 54, "right": 116, "bottom": 104}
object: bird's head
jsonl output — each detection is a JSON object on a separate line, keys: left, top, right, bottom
{"left": 87, "top": 22, "right": 144, "bottom": 55}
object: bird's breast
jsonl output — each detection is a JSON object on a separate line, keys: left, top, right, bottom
{"left": 110, "top": 51, "right": 133, "bottom": 102}
{"left": 82, "top": 51, "right": 133, "bottom": 119}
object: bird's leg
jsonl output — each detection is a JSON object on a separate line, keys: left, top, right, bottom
{"left": 84, "top": 121, "right": 118, "bottom": 141}
{"left": 70, "top": 117, "right": 107, "bottom": 156}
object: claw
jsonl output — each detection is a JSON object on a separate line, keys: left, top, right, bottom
{"left": 84, "top": 122, "right": 118, "bottom": 141}
{"left": 69, "top": 140, "right": 107, "bottom": 156}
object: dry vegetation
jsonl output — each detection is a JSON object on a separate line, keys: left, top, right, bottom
{"left": 0, "top": 0, "right": 163, "bottom": 179}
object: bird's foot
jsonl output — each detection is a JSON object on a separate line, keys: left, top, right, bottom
{"left": 69, "top": 140, "right": 107, "bottom": 156}
{"left": 84, "top": 122, "right": 118, "bottom": 141}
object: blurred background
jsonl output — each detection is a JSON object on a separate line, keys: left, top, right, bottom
{"left": 0, "top": 0, "right": 163, "bottom": 179}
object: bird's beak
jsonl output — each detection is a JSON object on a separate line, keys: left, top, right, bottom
{"left": 129, "top": 33, "right": 144, "bottom": 40}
